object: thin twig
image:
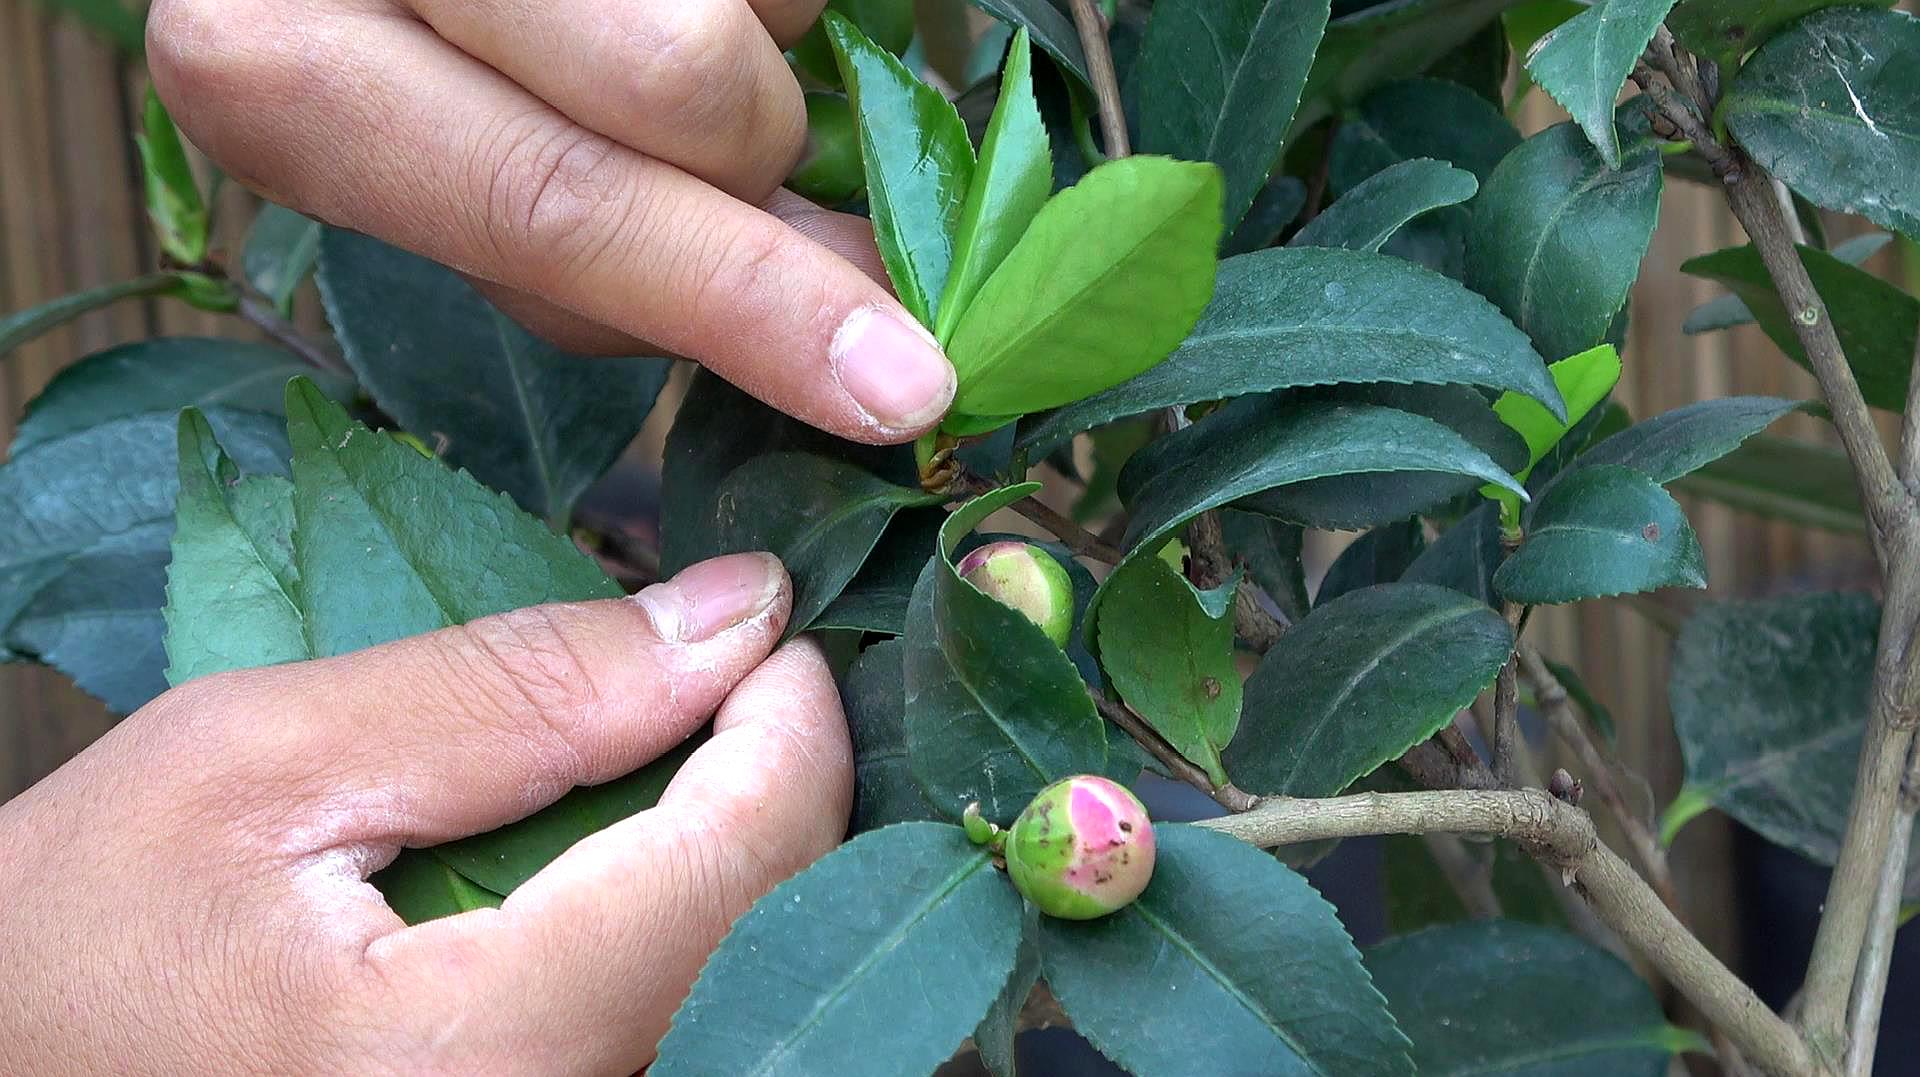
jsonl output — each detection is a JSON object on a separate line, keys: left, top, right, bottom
{"left": 1092, "top": 690, "right": 1256, "bottom": 811}
{"left": 237, "top": 292, "right": 352, "bottom": 378}
{"left": 1898, "top": 332, "right": 1920, "bottom": 485}
{"left": 1422, "top": 833, "right": 1504, "bottom": 919}
{"left": 1065, "top": 0, "right": 1129, "bottom": 157}
{"left": 1198, "top": 789, "right": 1816, "bottom": 1077}
{"left": 1519, "top": 648, "right": 1684, "bottom": 916}
{"left": 956, "top": 473, "right": 1126, "bottom": 563}
{"left": 1842, "top": 740, "right": 1920, "bottom": 1076}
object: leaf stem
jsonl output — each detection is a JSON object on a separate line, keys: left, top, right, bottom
{"left": 236, "top": 291, "right": 353, "bottom": 379}
{"left": 955, "top": 472, "right": 1126, "bottom": 563}
{"left": 1091, "top": 689, "right": 1255, "bottom": 811}
{"left": 1064, "top": 0, "right": 1129, "bottom": 158}
{"left": 1198, "top": 789, "right": 1817, "bottom": 1076}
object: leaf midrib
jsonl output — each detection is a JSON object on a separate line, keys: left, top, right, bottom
{"left": 747, "top": 850, "right": 992, "bottom": 1076}
{"left": 488, "top": 310, "right": 558, "bottom": 518}
{"left": 1278, "top": 602, "right": 1485, "bottom": 790}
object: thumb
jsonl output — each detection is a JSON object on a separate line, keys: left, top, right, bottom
{"left": 176, "top": 553, "right": 792, "bottom": 850}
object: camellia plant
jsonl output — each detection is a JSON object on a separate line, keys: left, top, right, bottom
{"left": 5, "top": 0, "right": 1920, "bottom": 1073}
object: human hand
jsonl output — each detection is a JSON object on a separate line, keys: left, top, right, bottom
{"left": 0, "top": 553, "right": 852, "bottom": 1074}
{"left": 144, "top": 0, "right": 956, "bottom": 444}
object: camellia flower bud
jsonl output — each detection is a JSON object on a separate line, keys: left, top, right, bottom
{"left": 955, "top": 541, "right": 1074, "bottom": 648}
{"left": 1003, "top": 776, "right": 1155, "bottom": 920}
{"left": 788, "top": 92, "right": 864, "bottom": 205}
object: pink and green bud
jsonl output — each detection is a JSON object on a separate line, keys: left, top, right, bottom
{"left": 1004, "top": 776, "right": 1155, "bottom": 920}
{"left": 955, "top": 541, "right": 1074, "bottom": 648}
{"left": 788, "top": 92, "right": 863, "bottom": 205}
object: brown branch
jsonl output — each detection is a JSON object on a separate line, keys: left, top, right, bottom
{"left": 237, "top": 292, "right": 352, "bottom": 378}
{"left": 1197, "top": 790, "right": 1817, "bottom": 1077}
{"left": 1092, "top": 690, "right": 1257, "bottom": 812}
{"left": 1519, "top": 648, "right": 1684, "bottom": 916}
{"left": 956, "top": 473, "right": 1126, "bottom": 563}
{"left": 1065, "top": 0, "right": 1129, "bottom": 157}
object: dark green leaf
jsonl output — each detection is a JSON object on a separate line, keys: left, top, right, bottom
{"left": 1331, "top": 78, "right": 1521, "bottom": 189}
{"left": 1524, "top": 0, "right": 1679, "bottom": 168}
{"left": 1290, "top": 158, "right": 1478, "bottom": 252}
{"left": 1495, "top": 465, "right": 1706, "bottom": 605}
{"left": 792, "top": 0, "right": 916, "bottom": 84}
{"left": 1424, "top": 17, "right": 1512, "bottom": 103}
{"left": 936, "top": 29, "right": 1052, "bottom": 343}
{"left": 1670, "top": 592, "right": 1919, "bottom": 890}
{"left": 1133, "top": 0, "right": 1330, "bottom": 228}
{"left": 1723, "top": 7, "right": 1920, "bottom": 239}
{"left": 0, "top": 409, "right": 289, "bottom": 710}
{"left": 1404, "top": 501, "right": 1505, "bottom": 606}
{"left": 1096, "top": 557, "right": 1240, "bottom": 787}
{"left": 1317, "top": 518, "right": 1426, "bottom": 606}
{"left": 1683, "top": 232, "right": 1892, "bottom": 334}
{"left": 969, "top": 0, "right": 1091, "bottom": 86}
{"left": 1225, "top": 175, "right": 1309, "bottom": 255}
{"left": 1297, "top": 0, "right": 1514, "bottom": 134}
{"left": 0, "top": 274, "right": 182, "bottom": 358}
{"left": 653, "top": 823, "right": 1024, "bottom": 1077}
{"left": 14, "top": 338, "right": 342, "bottom": 454}
{"left": 433, "top": 737, "right": 701, "bottom": 894}
{"left": 1226, "top": 583, "right": 1512, "bottom": 797}
{"left": 1680, "top": 242, "right": 1918, "bottom": 411}
{"left": 243, "top": 204, "right": 323, "bottom": 315}
{"left": 712, "top": 453, "right": 939, "bottom": 634}
{"left": 1366, "top": 920, "right": 1682, "bottom": 1075}
{"left": 1042, "top": 825, "right": 1413, "bottom": 1076}
{"left": 135, "top": 88, "right": 209, "bottom": 265}
{"left": 903, "top": 484, "right": 1107, "bottom": 823}
{"left": 975, "top": 931, "right": 1040, "bottom": 1077}
{"left": 1117, "top": 400, "right": 1526, "bottom": 579}
{"left": 1573, "top": 396, "right": 1804, "bottom": 483}
{"left": 1669, "top": 0, "right": 1895, "bottom": 66}
{"left": 843, "top": 640, "right": 942, "bottom": 833}
{"left": 1672, "top": 435, "right": 1865, "bottom": 534}
{"left": 316, "top": 230, "right": 671, "bottom": 522}
{"left": 162, "top": 411, "right": 305, "bottom": 685}
{"left": 1465, "top": 114, "right": 1664, "bottom": 363}
{"left": 660, "top": 371, "right": 910, "bottom": 576}
{"left": 813, "top": 510, "right": 943, "bottom": 634}
{"left": 1235, "top": 383, "right": 1530, "bottom": 530}
{"left": 1017, "top": 246, "right": 1562, "bottom": 459}
{"left": 943, "top": 156, "right": 1224, "bottom": 424}
{"left": 1220, "top": 510, "right": 1311, "bottom": 623}
{"left": 282, "top": 378, "right": 621, "bottom": 658}
{"left": 827, "top": 12, "right": 976, "bottom": 327}
{"left": 1383, "top": 836, "right": 1567, "bottom": 934}
{"left": 371, "top": 851, "right": 504, "bottom": 924}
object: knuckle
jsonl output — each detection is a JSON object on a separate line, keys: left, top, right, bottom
{"left": 617, "top": 6, "right": 745, "bottom": 132}
{"left": 454, "top": 604, "right": 610, "bottom": 762}
{"left": 473, "top": 117, "right": 632, "bottom": 282}
{"left": 683, "top": 218, "right": 792, "bottom": 331}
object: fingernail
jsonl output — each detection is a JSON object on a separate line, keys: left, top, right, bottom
{"left": 634, "top": 553, "right": 784, "bottom": 643}
{"left": 830, "top": 305, "right": 956, "bottom": 432}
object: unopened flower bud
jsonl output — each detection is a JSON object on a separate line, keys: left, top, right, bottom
{"left": 955, "top": 541, "right": 1074, "bottom": 648}
{"left": 1004, "top": 776, "right": 1155, "bottom": 920}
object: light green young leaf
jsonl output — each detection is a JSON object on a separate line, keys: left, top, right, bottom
{"left": 1482, "top": 343, "right": 1623, "bottom": 519}
{"left": 135, "top": 87, "right": 209, "bottom": 266}
{"left": 1132, "top": 0, "right": 1330, "bottom": 229}
{"left": 1524, "top": 0, "right": 1679, "bottom": 168}
{"left": 943, "top": 156, "right": 1224, "bottom": 425}
{"left": 653, "top": 823, "right": 1025, "bottom": 1077}
{"left": 1096, "top": 557, "right": 1241, "bottom": 788}
{"left": 826, "top": 12, "right": 976, "bottom": 327}
{"left": 1289, "top": 158, "right": 1479, "bottom": 252}
{"left": 936, "top": 30, "right": 1051, "bottom": 345}
{"left": 162, "top": 410, "right": 306, "bottom": 686}
{"left": 1722, "top": 7, "right": 1920, "bottom": 239}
